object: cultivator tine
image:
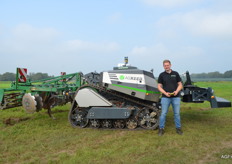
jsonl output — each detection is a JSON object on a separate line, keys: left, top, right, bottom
{"left": 0, "top": 92, "right": 24, "bottom": 110}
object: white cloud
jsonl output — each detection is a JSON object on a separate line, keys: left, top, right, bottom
{"left": 63, "top": 40, "right": 120, "bottom": 53}
{"left": 0, "top": 24, "right": 60, "bottom": 55}
{"left": 130, "top": 43, "right": 171, "bottom": 57}
{"left": 131, "top": 46, "right": 149, "bottom": 55}
{"left": 0, "top": 24, "right": 120, "bottom": 56}
{"left": 156, "top": 29, "right": 180, "bottom": 41}
{"left": 12, "top": 24, "right": 60, "bottom": 42}
{"left": 140, "top": 0, "right": 202, "bottom": 8}
{"left": 156, "top": 10, "right": 232, "bottom": 38}
{"left": 183, "top": 11, "right": 232, "bottom": 38}
{"left": 128, "top": 43, "right": 205, "bottom": 76}
{"left": 0, "top": 24, "right": 121, "bottom": 75}
{"left": 178, "top": 46, "right": 204, "bottom": 57}
{"left": 130, "top": 43, "right": 203, "bottom": 58}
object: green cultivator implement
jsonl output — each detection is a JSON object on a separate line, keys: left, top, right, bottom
{"left": 0, "top": 68, "right": 82, "bottom": 118}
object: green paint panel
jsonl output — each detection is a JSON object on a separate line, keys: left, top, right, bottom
{"left": 112, "top": 84, "right": 160, "bottom": 94}
{"left": 0, "top": 89, "right": 4, "bottom": 102}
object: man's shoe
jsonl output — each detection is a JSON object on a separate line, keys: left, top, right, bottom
{"left": 176, "top": 128, "right": 183, "bottom": 135}
{"left": 158, "top": 128, "right": 165, "bottom": 136}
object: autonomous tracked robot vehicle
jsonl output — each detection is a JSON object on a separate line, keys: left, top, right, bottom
{"left": 68, "top": 57, "right": 231, "bottom": 130}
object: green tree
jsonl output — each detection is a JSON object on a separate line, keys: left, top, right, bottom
{"left": 28, "top": 72, "right": 52, "bottom": 81}
{"left": 224, "top": 70, "right": 232, "bottom": 78}
{"left": 207, "top": 71, "right": 223, "bottom": 78}
{"left": 0, "top": 72, "right": 16, "bottom": 81}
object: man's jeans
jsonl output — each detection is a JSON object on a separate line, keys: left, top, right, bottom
{"left": 159, "top": 97, "right": 181, "bottom": 129}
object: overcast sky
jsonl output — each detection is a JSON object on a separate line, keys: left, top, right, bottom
{"left": 0, "top": 0, "right": 232, "bottom": 77}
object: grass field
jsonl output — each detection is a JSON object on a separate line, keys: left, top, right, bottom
{"left": 0, "top": 81, "right": 11, "bottom": 88}
{"left": 0, "top": 81, "right": 232, "bottom": 164}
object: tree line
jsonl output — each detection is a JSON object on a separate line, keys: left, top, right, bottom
{"left": 1, "top": 70, "right": 232, "bottom": 81}
{"left": 0, "top": 72, "right": 54, "bottom": 81}
{"left": 191, "top": 70, "right": 232, "bottom": 78}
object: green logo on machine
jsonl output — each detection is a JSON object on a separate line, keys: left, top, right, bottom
{"left": 119, "top": 75, "right": 125, "bottom": 80}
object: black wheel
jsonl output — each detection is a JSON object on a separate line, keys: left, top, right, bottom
{"left": 137, "top": 107, "right": 159, "bottom": 130}
{"left": 126, "top": 118, "right": 138, "bottom": 129}
{"left": 90, "top": 119, "right": 101, "bottom": 128}
{"left": 102, "top": 119, "right": 113, "bottom": 128}
{"left": 114, "top": 120, "right": 125, "bottom": 129}
{"left": 35, "top": 95, "right": 43, "bottom": 112}
{"left": 68, "top": 106, "right": 89, "bottom": 128}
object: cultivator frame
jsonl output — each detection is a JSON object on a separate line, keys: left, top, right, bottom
{"left": 0, "top": 68, "right": 83, "bottom": 118}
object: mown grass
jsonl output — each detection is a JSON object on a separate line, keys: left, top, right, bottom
{"left": 0, "top": 81, "right": 11, "bottom": 89}
{"left": 0, "top": 81, "right": 232, "bottom": 164}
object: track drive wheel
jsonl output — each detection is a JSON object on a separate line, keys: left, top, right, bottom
{"left": 90, "top": 119, "right": 101, "bottom": 128}
{"left": 68, "top": 106, "right": 89, "bottom": 128}
{"left": 126, "top": 118, "right": 138, "bottom": 129}
{"left": 114, "top": 120, "right": 125, "bottom": 129}
{"left": 137, "top": 107, "right": 159, "bottom": 130}
{"left": 102, "top": 119, "right": 113, "bottom": 128}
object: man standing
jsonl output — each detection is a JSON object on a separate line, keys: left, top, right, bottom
{"left": 157, "top": 60, "right": 183, "bottom": 136}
